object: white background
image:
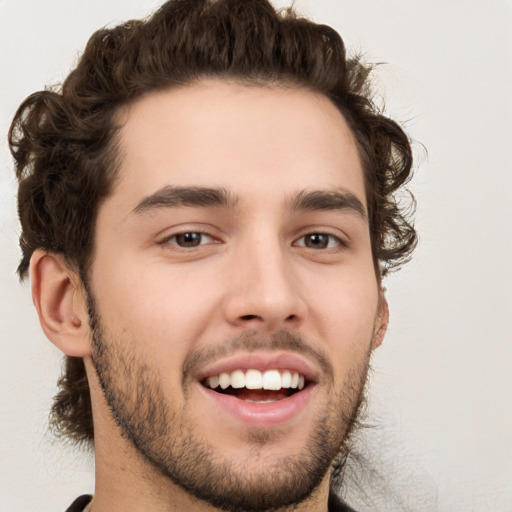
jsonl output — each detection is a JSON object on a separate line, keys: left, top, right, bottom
{"left": 1, "top": 1, "right": 511, "bottom": 511}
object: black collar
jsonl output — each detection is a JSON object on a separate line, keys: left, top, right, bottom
{"left": 66, "top": 494, "right": 357, "bottom": 512}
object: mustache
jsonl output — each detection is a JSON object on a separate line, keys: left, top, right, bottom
{"left": 181, "top": 330, "right": 333, "bottom": 390}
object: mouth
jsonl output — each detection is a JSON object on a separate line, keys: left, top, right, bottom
{"left": 195, "top": 352, "right": 318, "bottom": 426}
{"left": 202, "top": 369, "right": 307, "bottom": 403}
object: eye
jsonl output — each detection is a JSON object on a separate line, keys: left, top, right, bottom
{"left": 164, "top": 232, "right": 215, "bottom": 248}
{"left": 295, "top": 233, "right": 342, "bottom": 250}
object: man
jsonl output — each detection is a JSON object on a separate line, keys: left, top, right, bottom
{"left": 9, "top": 0, "right": 416, "bottom": 511}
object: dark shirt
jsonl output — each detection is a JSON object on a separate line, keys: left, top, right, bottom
{"left": 66, "top": 493, "right": 357, "bottom": 511}
{"left": 65, "top": 495, "right": 92, "bottom": 512}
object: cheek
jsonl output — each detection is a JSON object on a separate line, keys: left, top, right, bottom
{"left": 91, "top": 257, "right": 224, "bottom": 357}
{"left": 306, "top": 268, "right": 379, "bottom": 356}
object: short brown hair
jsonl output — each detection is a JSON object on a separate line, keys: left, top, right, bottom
{"left": 9, "top": 0, "right": 416, "bottom": 445}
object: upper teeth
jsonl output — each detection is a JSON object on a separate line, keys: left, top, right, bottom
{"left": 206, "top": 369, "right": 305, "bottom": 391}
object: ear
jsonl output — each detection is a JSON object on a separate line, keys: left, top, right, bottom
{"left": 30, "top": 250, "right": 91, "bottom": 357}
{"left": 372, "top": 291, "right": 389, "bottom": 350}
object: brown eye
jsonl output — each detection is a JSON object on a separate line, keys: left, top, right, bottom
{"left": 169, "top": 232, "right": 213, "bottom": 247}
{"left": 296, "top": 233, "right": 341, "bottom": 249}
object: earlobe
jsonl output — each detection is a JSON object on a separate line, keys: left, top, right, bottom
{"left": 372, "top": 293, "right": 389, "bottom": 350}
{"left": 30, "top": 250, "right": 91, "bottom": 357}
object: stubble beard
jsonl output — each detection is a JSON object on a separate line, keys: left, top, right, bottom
{"left": 87, "top": 292, "right": 371, "bottom": 512}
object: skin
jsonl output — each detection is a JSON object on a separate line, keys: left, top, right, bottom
{"left": 31, "top": 80, "right": 388, "bottom": 512}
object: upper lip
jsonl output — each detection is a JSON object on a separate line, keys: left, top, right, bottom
{"left": 195, "top": 351, "right": 320, "bottom": 384}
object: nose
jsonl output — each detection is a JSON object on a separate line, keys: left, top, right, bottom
{"left": 222, "top": 235, "right": 307, "bottom": 332}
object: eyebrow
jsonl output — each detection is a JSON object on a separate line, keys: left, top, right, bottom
{"left": 289, "top": 189, "right": 367, "bottom": 221}
{"left": 131, "top": 186, "right": 238, "bottom": 215}
{"left": 130, "top": 185, "right": 366, "bottom": 221}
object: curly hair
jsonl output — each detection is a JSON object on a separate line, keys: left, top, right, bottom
{"left": 9, "top": 0, "right": 416, "bottom": 445}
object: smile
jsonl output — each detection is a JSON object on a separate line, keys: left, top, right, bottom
{"left": 203, "top": 369, "right": 306, "bottom": 403}
{"left": 196, "top": 353, "right": 317, "bottom": 425}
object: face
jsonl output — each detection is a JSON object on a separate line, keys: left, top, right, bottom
{"left": 86, "top": 80, "right": 386, "bottom": 511}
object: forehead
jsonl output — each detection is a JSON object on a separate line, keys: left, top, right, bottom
{"left": 111, "top": 79, "right": 365, "bottom": 212}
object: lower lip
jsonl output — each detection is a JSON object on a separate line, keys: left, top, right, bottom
{"left": 198, "top": 384, "right": 314, "bottom": 427}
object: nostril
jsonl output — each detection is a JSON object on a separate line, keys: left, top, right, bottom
{"left": 238, "top": 314, "right": 298, "bottom": 323}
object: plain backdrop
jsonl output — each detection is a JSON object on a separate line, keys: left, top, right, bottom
{"left": 1, "top": 1, "right": 511, "bottom": 511}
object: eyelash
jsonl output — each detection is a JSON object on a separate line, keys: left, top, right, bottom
{"left": 159, "top": 231, "right": 346, "bottom": 251}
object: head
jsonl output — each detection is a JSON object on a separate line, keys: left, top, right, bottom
{"left": 10, "top": 0, "right": 416, "bottom": 509}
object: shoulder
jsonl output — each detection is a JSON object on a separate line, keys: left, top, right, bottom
{"left": 329, "top": 492, "right": 358, "bottom": 512}
{"left": 65, "top": 495, "right": 92, "bottom": 512}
